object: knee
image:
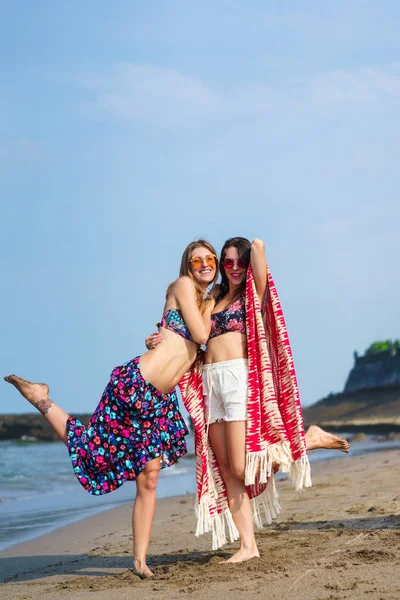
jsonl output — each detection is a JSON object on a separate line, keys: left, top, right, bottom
{"left": 230, "top": 462, "right": 245, "bottom": 481}
{"left": 139, "top": 471, "right": 159, "bottom": 493}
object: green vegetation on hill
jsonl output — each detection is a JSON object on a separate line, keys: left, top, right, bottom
{"left": 365, "top": 339, "right": 400, "bottom": 355}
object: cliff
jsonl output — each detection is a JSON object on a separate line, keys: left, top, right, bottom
{"left": 344, "top": 348, "right": 400, "bottom": 392}
{"left": 303, "top": 340, "right": 400, "bottom": 431}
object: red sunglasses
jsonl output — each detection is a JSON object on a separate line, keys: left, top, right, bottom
{"left": 223, "top": 258, "right": 246, "bottom": 270}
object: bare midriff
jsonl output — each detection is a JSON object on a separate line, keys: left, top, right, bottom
{"left": 139, "top": 328, "right": 198, "bottom": 393}
{"left": 204, "top": 332, "right": 248, "bottom": 364}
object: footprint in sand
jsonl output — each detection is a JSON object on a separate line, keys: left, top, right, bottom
{"left": 346, "top": 504, "right": 367, "bottom": 514}
{"left": 347, "top": 548, "right": 395, "bottom": 563}
{"left": 367, "top": 505, "right": 386, "bottom": 514}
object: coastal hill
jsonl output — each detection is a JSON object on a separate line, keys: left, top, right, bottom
{"left": 303, "top": 340, "right": 400, "bottom": 432}
{"left": 0, "top": 413, "right": 93, "bottom": 442}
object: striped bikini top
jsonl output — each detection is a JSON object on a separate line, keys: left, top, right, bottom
{"left": 209, "top": 296, "right": 246, "bottom": 339}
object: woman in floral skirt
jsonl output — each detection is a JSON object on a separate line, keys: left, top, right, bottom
{"left": 4, "top": 239, "right": 218, "bottom": 578}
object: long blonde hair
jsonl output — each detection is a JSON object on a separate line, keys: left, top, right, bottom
{"left": 167, "top": 239, "right": 218, "bottom": 312}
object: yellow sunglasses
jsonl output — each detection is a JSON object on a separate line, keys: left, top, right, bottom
{"left": 189, "top": 254, "right": 217, "bottom": 268}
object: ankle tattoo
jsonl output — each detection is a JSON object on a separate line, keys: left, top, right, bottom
{"left": 34, "top": 398, "right": 53, "bottom": 415}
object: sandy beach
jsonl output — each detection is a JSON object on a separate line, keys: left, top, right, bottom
{"left": 1, "top": 448, "right": 399, "bottom": 600}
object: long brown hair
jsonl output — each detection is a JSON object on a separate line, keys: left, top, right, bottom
{"left": 167, "top": 239, "right": 219, "bottom": 312}
{"left": 216, "top": 237, "right": 251, "bottom": 303}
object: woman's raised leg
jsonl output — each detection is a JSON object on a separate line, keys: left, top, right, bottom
{"left": 132, "top": 456, "right": 161, "bottom": 578}
{"left": 4, "top": 375, "right": 70, "bottom": 444}
{"left": 208, "top": 421, "right": 259, "bottom": 563}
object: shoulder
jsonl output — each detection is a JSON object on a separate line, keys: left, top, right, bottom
{"left": 174, "top": 276, "right": 196, "bottom": 294}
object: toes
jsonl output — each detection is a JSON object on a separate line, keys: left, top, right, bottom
{"left": 136, "top": 570, "right": 154, "bottom": 579}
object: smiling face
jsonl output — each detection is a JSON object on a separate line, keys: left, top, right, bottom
{"left": 189, "top": 246, "right": 217, "bottom": 288}
{"left": 222, "top": 246, "right": 247, "bottom": 288}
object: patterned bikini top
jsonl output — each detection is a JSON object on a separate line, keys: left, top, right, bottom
{"left": 158, "top": 309, "right": 194, "bottom": 342}
{"left": 209, "top": 295, "right": 246, "bottom": 339}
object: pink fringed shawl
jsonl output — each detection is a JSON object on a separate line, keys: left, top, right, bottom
{"left": 179, "top": 265, "right": 311, "bottom": 550}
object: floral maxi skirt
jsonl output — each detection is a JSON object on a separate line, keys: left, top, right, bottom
{"left": 66, "top": 356, "right": 189, "bottom": 495}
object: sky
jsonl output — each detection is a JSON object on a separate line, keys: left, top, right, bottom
{"left": 1, "top": 1, "right": 399, "bottom": 414}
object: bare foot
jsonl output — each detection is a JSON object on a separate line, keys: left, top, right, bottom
{"left": 220, "top": 546, "right": 260, "bottom": 564}
{"left": 305, "top": 425, "right": 350, "bottom": 453}
{"left": 133, "top": 558, "right": 154, "bottom": 579}
{"left": 4, "top": 375, "right": 52, "bottom": 415}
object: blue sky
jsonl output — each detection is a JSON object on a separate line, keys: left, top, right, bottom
{"left": 1, "top": 1, "right": 399, "bottom": 414}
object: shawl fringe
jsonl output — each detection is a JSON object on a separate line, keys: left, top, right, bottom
{"left": 286, "top": 455, "right": 312, "bottom": 492}
{"left": 245, "top": 444, "right": 311, "bottom": 491}
{"left": 194, "top": 454, "right": 240, "bottom": 550}
{"left": 195, "top": 496, "right": 239, "bottom": 551}
{"left": 250, "top": 478, "right": 281, "bottom": 529}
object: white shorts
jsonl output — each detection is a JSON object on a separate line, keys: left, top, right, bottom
{"left": 203, "top": 358, "right": 248, "bottom": 424}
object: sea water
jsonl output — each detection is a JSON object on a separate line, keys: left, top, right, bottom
{"left": 0, "top": 436, "right": 197, "bottom": 551}
{"left": 1, "top": 435, "right": 399, "bottom": 552}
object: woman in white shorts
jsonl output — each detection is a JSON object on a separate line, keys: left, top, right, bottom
{"left": 203, "top": 237, "right": 349, "bottom": 563}
{"left": 201, "top": 237, "right": 263, "bottom": 563}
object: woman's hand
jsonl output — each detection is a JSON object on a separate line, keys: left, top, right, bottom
{"left": 145, "top": 332, "right": 163, "bottom": 350}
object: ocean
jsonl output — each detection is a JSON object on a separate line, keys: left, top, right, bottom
{"left": 1, "top": 435, "right": 399, "bottom": 552}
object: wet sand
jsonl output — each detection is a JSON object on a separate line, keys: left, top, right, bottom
{"left": 1, "top": 448, "right": 399, "bottom": 600}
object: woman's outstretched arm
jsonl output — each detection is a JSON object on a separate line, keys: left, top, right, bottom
{"left": 250, "top": 238, "right": 268, "bottom": 305}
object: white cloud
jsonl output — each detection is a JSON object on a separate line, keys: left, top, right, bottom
{"left": 68, "top": 64, "right": 222, "bottom": 127}
{"left": 309, "top": 65, "right": 400, "bottom": 110}
{"left": 67, "top": 62, "right": 400, "bottom": 130}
